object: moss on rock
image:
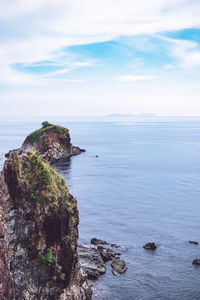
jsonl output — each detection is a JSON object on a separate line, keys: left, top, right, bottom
{"left": 9, "top": 151, "right": 72, "bottom": 208}
{"left": 24, "top": 122, "right": 69, "bottom": 145}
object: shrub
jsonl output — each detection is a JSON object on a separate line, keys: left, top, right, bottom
{"left": 39, "top": 251, "right": 56, "bottom": 266}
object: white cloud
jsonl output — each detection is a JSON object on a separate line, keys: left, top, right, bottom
{"left": 170, "top": 40, "right": 200, "bottom": 68}
{"left": 117, "top": 75, "right": 158, "bottom": 82}
{"left": 1, "top": 0, "right": 200, "bottom": 86}
{"left": 164, "top": 64, "right": 176, "bottom": 70}
{"left": 158, "top": 36, "right": 200, "bottom": 68}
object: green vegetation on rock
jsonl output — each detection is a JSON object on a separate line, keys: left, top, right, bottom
{"left": 39, "top": 250, "right": 56, "bottom": 266}
{"left": 24, "top": 121, "right": 69, "bottom": 145}
{"left": 66, "top": 228, "right": 78, "bottom": 251}
{"left": 8, "top": 151, "right": 79, "bottom": 255}
{"left": 10, "top": 152, "right": 71, "bottom": 207}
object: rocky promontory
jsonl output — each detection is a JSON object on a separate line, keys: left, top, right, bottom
{"left": 6, "top": 121, "right": 85, "bottom": 164}
{"left": 0, "top": 124, "right": 91, "bottom": 299}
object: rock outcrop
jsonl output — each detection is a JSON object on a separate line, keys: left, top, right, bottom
{"left": 6, "top": 121, "right": 85, "bottom": 164}
{"left": 111, "top": 258, "right": 127, "bottom": 276}
{"left": 189, "top": 241, "right": 198, "bottom": 245}
{"left": 143, "top": 242, "right": 157, "bottom": 250}
{"left": 192, "top": 259, "right": 200, "bottom": 266}
{"left": 78, "top": 245, "right": 106, "bottom": 279}
{"left": 0, "top": 174, "right": 15, "bottom": 299}
{"left": 78, "top": 241, "right": 127, "bottom": 279}
{"left": 0, "top": 150, "right": 92, "bottom": 299}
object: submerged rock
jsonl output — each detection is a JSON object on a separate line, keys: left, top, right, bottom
{"left": 78, "top": 244, "right": 106, "bottom": 279}
{"left": 192, "top": 259, "right": 200, "bottom": 265}
{"left": 97, "top": 246, "right": 121, "bottom": 262}
{"left": 5, "top": 121, "right": 85, "bottom": 164}
{"left": 111, "top": 258, "right": 127, "bottom": 275}
{"left": 189, "top": 241, "right": 199, "bottom": 245}
{"left": 143, "top": 242, "right": 157, "bottom": 250}
{"left": 91, "top": 238, "right": 110, "bottom": 245}
{"left": 111, "top": 243, "right": 121, "bottom": 248}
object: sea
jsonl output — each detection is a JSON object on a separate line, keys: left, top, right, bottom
{"left": 1, "top": 121, "right": 200, "bottom": 300}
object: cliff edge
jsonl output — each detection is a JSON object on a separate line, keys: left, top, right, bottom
{"left": 0, "top": 125, "right": 92, "bottom": 299}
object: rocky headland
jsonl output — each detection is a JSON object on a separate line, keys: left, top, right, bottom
{"left": 0, "top": 123, "right": 91, "bottom": 299}
{"left": 5, "top": 121, "right": 85, "bottom": 164}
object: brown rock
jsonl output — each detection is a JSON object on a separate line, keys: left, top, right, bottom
{"left": 193, "top": 259, "right": 200, "bottom": 265}
{"left": 91, "top": 238, "right": 110, "bottom": 245}
{"left": 189, "top": 241, "right": 199, "bottom": 245}
{"left": 143, "top": 242, "right": 157, "bottom": 250}
{"left": 0, "top": 152, "right": 92, "bottom": 299}
{"left": 111, "top": 258, "right": 127, "bottom": 275}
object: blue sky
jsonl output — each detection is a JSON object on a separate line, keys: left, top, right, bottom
{"left": 1, "top": 0, "right": 200, "bottom": 117}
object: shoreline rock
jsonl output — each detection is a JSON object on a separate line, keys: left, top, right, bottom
{"left": 79, "top": 240, "right": 127, "bottom": 280}
{"left": 111, "top": 258, "right": 127, "bottom": 276}
{"left": 91, "top": 238, "right": 110, "bottom": 246}
{"left": 91, "top": 238, "right": 121, "bottom": 249}
{"left": 78, "top": 245, "right": 106, "bottom": 279}
{"left": 97, "top": 246, "right": 121, "bottom": 262}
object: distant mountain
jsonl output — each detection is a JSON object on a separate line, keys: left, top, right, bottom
{"left": 105, "top": 113, "right": 157, "bottom": 118}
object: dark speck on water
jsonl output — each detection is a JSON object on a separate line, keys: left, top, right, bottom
{"left": 1, "top": 121, "right": 200, "bottom": 300}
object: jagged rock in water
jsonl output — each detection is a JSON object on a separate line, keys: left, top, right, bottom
{"left": 111, "top": 243, "right": 121, "bottom": 248}
{"left": 78, "top": 244, "right": 106, "bottom": 279}
{"left": 91, "top": 238, "right": 110, "bottom": 246}
{"left": 143, "top": 242, "right": 157, "bottom": 250}
{"left": 0, "top": 151, "right": 92, "bottom": 299}
{"left": 97, "top": 246, "right": 121, "bottom": 262}
{"left": 111, "top": 258, "right": 127, "bottom": 276}
{"left": 188, "top": 241, "right": 199, "bottom": 245}
{"left": 192, "top": 259, "right": 200, "bottom": 266}
{"left": 5, "top": 121, "right": 85, "bottom": 164}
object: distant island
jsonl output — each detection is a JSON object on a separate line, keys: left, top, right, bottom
{"left": 3, "top": 114, "right": 200, "bottom": 123}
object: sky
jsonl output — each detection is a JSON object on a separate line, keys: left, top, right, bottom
{"left": 1, "top": 0, "right": 200, "bottom": 118}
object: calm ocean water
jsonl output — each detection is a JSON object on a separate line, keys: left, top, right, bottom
{"left": 1, "top": 121, "right": 200, "bottom": 300}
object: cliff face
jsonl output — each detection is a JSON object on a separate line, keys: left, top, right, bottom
{"left": 0, "top": 174, "right": 15, "bottom": 300}
{"left": 0, "top": 151, "right": 92, "bottom": 299}
{"left": 6, "top": 122, "right": 85, "bottom": 164}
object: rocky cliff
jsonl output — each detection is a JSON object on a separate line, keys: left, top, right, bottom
{"left": 6, "top": 121, "right": 85, "bottom": 164}
{"left": 0, "top": 124, "right": 92, "bottom": 299}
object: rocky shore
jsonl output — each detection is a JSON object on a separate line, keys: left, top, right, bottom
{"left": 78, "top": 239, "right": 127, "bottom": 280}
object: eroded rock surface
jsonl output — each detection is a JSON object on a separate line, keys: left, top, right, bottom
{"left": 0, "top": 151, "right": 92, "bottom": 299}
{"left": 0, "top": 175, "right": 15, "bottom": 300}
{"left": 78, "top": 245, "right": 106, "bottom": 279}
{"left": 97, "top": 246, "right": 121, "bottom": 262}
{"left": 111, "top": 258, "right": 127, "bottom": 276}
{"left": 79, "top": 241, "right": 127, "bottom": 280}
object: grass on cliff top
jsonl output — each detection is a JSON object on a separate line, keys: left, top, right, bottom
{"left": 24, "top": 121, "right": 69, "bottom": 145}
{"left": 12, "top": 151, "right": 75, "bottom": 208}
